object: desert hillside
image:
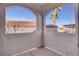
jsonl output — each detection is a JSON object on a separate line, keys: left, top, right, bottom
{"left": 6, "top": 21, "right": 36, "bottom": 28}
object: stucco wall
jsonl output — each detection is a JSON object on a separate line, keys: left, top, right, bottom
{"left": 3, "top": 13, "right": 43, "bottom": 56}
{"left": 0, "top": 3, "right": 78, "bottom": 56}
{"left": 3, "top": 32, "right": 41, "bottom": 56}
{"left": 0, "top": 7, "right": 4, "bottom": 56}
{"left": 44, "top": 32, "right": 77, "bottom": 56}
{"left": 0, "top": 34, "right": 2, "bottom": 56}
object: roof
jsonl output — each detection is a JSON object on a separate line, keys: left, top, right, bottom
{"left": 46, "top": 24, "right": 57, "bottom": 28}
{"left": 63, "top": 24, "right": 75, "bottom": 28}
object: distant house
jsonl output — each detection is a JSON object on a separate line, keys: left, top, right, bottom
{"left": 58, "top": 24, "right": 76, "bottom": 33}
{"left": 46, "top": 24, "right": 57, "bottom": 32}
{"left": 63, "top": 24, "right": 75, "bottom": 28}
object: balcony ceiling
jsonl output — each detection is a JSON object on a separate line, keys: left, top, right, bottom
{"left": 0, "top": 3, "right": 75, "bottom": 15}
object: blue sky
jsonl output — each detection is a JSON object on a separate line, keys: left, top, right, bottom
{"left": 46, "top": 5, "right": 75, "bottom": 26}
{"left": 6, "top": 5, "right": 75, "bottom": 26}
{"left": 5, "top": 6, "right": 36, "bottom": 21}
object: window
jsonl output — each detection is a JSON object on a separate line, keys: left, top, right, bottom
{"left": 45, "top": 5, "right": 76, "bottom": 33}
{"left": 5, "top": 6, "right": 37, "bottom": 34}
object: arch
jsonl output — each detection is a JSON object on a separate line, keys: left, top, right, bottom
{"left": 45, "top": 4, "right": 76, "bottom": 33}
{"left": 3, "top": 4, "right": 39, "bottom": 16}
{"left": 5, "top": 5, "right": 38, "bottom": 34}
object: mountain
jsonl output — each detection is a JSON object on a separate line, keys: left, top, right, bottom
{"left": 6, "top": 21, "right": 36, "bottom": 28}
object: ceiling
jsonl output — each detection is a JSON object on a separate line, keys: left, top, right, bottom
{"left": 0, "top": 3, "right": 75, "bottom": 15}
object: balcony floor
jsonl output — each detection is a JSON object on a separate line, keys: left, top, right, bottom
{"left": 17, "top": 47, "right": 62, "bottom": 56}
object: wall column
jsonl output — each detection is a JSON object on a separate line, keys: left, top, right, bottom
{"left": 0, "top": 5, "right": 5, "bottom": 56}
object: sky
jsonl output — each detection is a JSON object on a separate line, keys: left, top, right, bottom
{"left": 5, "top": 6, "right": 36, "bottom": 21}
{"left": 6, "top": 5, "right": 75, "bottom": 26}
{"left": 46, "top": 5, "right": 75, "bottom": 26}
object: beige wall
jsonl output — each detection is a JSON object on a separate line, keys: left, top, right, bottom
{"left": 0, "top": 3, "right": 78, "bottom": 56}
{"left": 3, "top": 10, "right": 43, "bottom": 55}
{"left": 44, "top": 32, "right": 77, "bottom": 56}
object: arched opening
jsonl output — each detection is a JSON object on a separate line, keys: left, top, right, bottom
{"left": 5, "top": 6, "right": 37, "bottom": 34}
{"left": 45, "top": 4, "right": 76, "bottom": 33}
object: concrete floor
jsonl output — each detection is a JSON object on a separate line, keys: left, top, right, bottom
{"left": 16, "top": 47, "right": 62, "bottom": 56}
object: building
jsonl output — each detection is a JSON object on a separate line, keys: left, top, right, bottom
{"left": 46, "top": 24, "right": 57, "bottom": 32}
{"left": 63, "top": 24, "right": 76, "bottom": 33}
{"left": 57, "top": 24, "right": 76, "bottom": 33}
